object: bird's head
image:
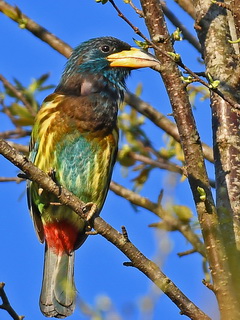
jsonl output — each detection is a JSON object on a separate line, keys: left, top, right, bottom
{"left": 57, "top": 37, "right": 159, "bottom": 97}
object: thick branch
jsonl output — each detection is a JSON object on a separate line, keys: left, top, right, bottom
{"left": 0, "top": 139, "right": 210, "bottom": 319}
{"left": 194, "top": 0, "right": 240, "bottom": 312}
{"left": 232, "top": 0, "right": 240, "bottom": 40}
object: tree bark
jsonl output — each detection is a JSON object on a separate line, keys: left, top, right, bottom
{"left": 194, "top": 0, "right": 240, "bottom": 315}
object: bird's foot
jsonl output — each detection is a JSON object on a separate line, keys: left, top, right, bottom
{"left": 82, "top": 202, "right": 98, "bottom": 221}
{"left": 17, "top": 172, "right": 29, "bottom": 180}
{"left": 85, "top": 230, "right": 98, "bottom": 235}
{"left": 47, "top": 168, "right": 57, "bottom": 182}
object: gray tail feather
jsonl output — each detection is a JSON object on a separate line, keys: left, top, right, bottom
{"left": 40, "top": 245, "right": 76, "bottom": 318}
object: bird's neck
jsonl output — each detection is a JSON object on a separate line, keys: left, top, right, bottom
{"left": 51, "top": 71, "right": 127, "bottom": 133}
{"left": 55, "top": 70, "right": 128, "bottom": 102}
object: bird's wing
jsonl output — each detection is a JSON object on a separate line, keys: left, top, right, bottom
{"left": 27, "top": 134, "right": 45, "bottom": 243}
{"left": 27, "top": 93, "right": 65, "bottom": 243}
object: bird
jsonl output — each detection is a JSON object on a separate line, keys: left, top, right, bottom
{"left": 27, "top": 36, "right": 159, "bottom": 318}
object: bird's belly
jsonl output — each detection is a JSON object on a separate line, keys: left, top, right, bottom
{"left": 56, "top": 132, "right": 117, "bottom": 210}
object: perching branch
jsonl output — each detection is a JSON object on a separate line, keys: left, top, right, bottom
{"left": 0, "top": 282, "right": 24, "bottom": 320}
{"left": 0, "top": 139, "right": 210, "bottom": 320}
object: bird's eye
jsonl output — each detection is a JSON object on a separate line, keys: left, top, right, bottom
{"left": 101, "top": 45, "right": 111, "bottom": 53}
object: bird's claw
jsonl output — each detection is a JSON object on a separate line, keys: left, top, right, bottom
{"left": 48, "top": 168, "right": 57, "bottom": 181}
{"left": 82, "top": 202, "right": 98, "bottom": 221}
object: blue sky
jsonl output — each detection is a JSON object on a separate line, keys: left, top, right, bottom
{"left": 0, "top": 1, "right": 217, "bottom": 319}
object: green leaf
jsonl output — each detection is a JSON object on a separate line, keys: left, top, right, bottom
{"left": 29, "top": 73, "right": 50, "bottom": 93}
{"left": 207, "top": 73, "right": 220, "bottom": 89}
{"left": 172, "top": 205, "right": 193, "bottom": 222}
{"left": 133, "top": 39, "right": 149, "bottom": 50}
{"left": 118, "top": 145, "right": 136, "bottom": 167}
{"left": 132, "top": 167, "right": 151, "bottom": 191}
{"left": 13, "top": 78, "right": 25, "bottom": 90}
{"left": 171, "top": 28, "right": 182, "bottom": 41}
{"left": 9, "top": 103, "right": 31, "bottom": 118}
{"left": 197, "top": 186, "right": 206, "bottom": 201}
{"left": 95, "top": 0, "right": 108, "bottom": 3}
{"left": 168, "top": 52, "right": 181, "bottom": 62}
{"left": 181, "top": 75, "right": 194, "bottom": 84}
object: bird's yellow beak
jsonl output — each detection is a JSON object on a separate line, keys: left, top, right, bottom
{"left": 107, "top": 47, "right": 159, "bottom": 69}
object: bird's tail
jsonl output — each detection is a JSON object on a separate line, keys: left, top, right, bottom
{"left": 40, "top": 244, "right": 76, "bottom": 318}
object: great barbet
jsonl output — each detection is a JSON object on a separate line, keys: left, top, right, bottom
{"left": 27, "top": 36, "right": 159, "bottom": 318}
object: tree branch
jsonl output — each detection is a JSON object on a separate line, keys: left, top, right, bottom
{"left": 232, "top": 0, "right": 240, "bottom": 40}
{"left": 194, "top": 0, "right": 240, "bottom": 314}
{"left": 0, "top": 128, "right": 31, "bottom": 140}
{"left": 129, "top": 151, "right": 183, "bottom": 174}
{"left": 0, "top": 282, "right": 24, "bottom": 320}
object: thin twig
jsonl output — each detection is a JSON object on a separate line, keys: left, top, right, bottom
{"left": 130, "top": 151, "right": 183, "bottom": 174}
{"left": 6, "top": 142, "right": 28, "bottom": 154}
{"left": 0, "top": 282, "right": 24, "bottom": 320}
{"left": 0, "top": 177, "right": 23, "bottom": 182}
{"left": 0, "top": 129, "right": 31, "bottom": 140}
{"left": 178, "top": 248, "right": 197, "bottom": 257}
{"left": 128, "top": 0, "right": 144, "bottom": 17}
